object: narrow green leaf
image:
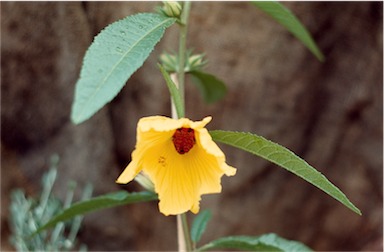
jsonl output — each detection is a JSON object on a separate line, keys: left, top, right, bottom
{"left": 210, "top": 130, "right": 361, "bottom": 215}
{"left": 198, "top": 233, "right": 312, "bottom": 251}
{"left": 190, "top": 71, "right": 227, "bottom": 104}
{"left": 33, "top": 191, "right": 157, "bottom": 234}
{"left": 252, "top": 1, "right": 324, "bottom": 61}
{"left": 158, "top": 64, "right": 185, "bottom": 118}
{"left": 191, "top": 209, "right": 212, "bottom": 243}
{"left": 71, "top": 13, "right": 176, "bottom": 124}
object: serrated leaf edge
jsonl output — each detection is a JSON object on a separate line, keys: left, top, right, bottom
{"left": 72, "top": 13, "right": 176, "bottom": 123}
{"left": 210, "top": 130, "right": 361, "bottom": 215}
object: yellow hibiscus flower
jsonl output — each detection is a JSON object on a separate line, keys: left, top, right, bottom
{"left": 116, "top": 116, "right": 236, "bottom": 216}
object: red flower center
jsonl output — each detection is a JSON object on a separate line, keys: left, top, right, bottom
{"left": 172, "top": 128, "right": 196, "bottom": 154}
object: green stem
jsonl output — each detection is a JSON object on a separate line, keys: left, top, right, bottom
{"left": 175, "top": 2, "right": 193, "bottom": 251}
{"left": 181, "top": 213, "right": 193, "bottom": 251}
{"left": 177, "top": 1, "right": 191, "bottom": 113}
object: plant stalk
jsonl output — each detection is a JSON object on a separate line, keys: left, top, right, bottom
{"left": 173, "top": 3, "right": 193, "bottom": 251}
{"left": 171, "top": 73, "right": 193, "bottom": 252}
{"left": 177, "top": 1, "right": 191, "bottom": 110}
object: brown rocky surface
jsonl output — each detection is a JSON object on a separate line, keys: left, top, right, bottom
{"left": 1, "top": 2, "right": 382, "bottom": 251}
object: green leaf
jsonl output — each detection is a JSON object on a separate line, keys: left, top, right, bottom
{"left": 210, "top": 130, "right": 361, "bottom": 215}
{"left": 33, "top": 191, "right": 157, "bottom": 234}
{"left": 71, "top": 13, "right": 176, "bottom": 124}
{"left": 158, "top": 64, "right": 185, "bottom": 118}
{"left": 190, "top": 71, "right": 227, "bottom": 104}
{"left": 198, "top": 233, "right": 312, "bottom": 251}
{"left": 252, "top": 1, "right": 324, "bottom": 61}
{"left": 191, "top": 209, "right": 212, "bottom": 243}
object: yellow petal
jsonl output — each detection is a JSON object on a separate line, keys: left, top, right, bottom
{"left": 190, "top": 199, "right": 200, "bottom": 214}
{"left": 116, "top": 117, "right": 176, "bottom": 185}
{"left": 142, "top": 133, "right": 231, "bottom": 215}
{"left": 138, "top": 116, "right": 212, "bottom": 133}
{"left": 138, "top": 116, "right": 184, "bottom": 133}
{"left": 185, "top": 146, "right": 223, "bottom": 194}
{"left": 189, "top": 116, "right": 212, "bottom": 129}
{"left": 195, "top": 127, "right": 237, "bottom": 176}
{"left": 221, "top": 163, "right": 237, "bottom": 176}
{"left": 116, "top": 152, "right": 141, "bottom": 184}
{"left": 142, "top": 141, "right": 199, "bottom": 215}
{"left": 116, "top": 115, "right": 237, "bottom": 216}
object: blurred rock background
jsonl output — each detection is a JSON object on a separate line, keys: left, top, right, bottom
{"left": 1, "top": 2, "right": 382, "bottom": 251}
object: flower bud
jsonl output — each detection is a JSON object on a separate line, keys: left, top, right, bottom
{"left": 186, "top": 53, "right": 207, "bottom": 72}
{"left": 159, "top": 52, "right": 178, "bottom": 72}
{"left": 162, "top": 1, "right": 182, "bottom": 18}
{"left": 188, "top": 54, "right": 203, "bottom": 67}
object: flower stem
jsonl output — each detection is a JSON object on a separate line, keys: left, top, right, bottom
{"left": 177, "top": 213, "right": 193, "bottom": 252}
{"left": 174, "top": 2, "right": 193, "bottom": 251}
{"left": 177, "top": 1, "right": 191, "bottom": 112}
